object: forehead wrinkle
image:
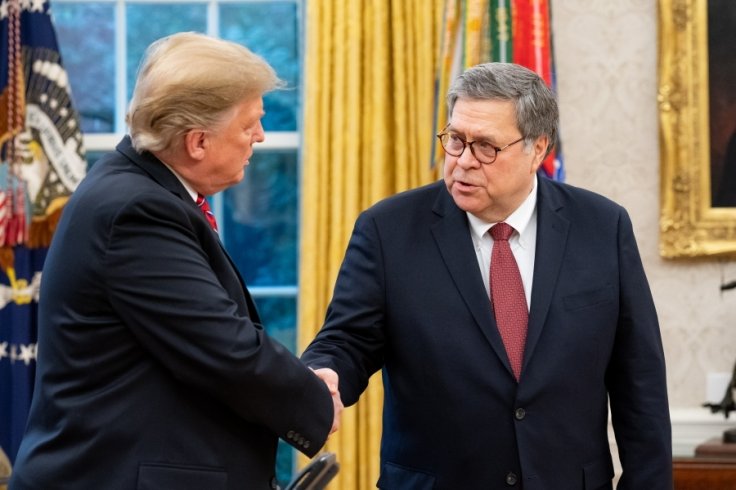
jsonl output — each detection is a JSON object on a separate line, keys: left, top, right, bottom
{"left": 450, "top": 98, "right": 518, "bottom": 139}
{"left": 447, "top": 123, "right": 501, "bottom": 144}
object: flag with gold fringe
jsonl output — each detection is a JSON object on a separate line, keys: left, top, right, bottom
{"left": 432, "top": 0, "right": 563, "bottom": 181}
{"left": 1, "top": 0, "right": 86, "bottom": 463}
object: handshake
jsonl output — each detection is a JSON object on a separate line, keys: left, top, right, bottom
{"left": 311, "top": 368, "right": 344, "bottom": 436}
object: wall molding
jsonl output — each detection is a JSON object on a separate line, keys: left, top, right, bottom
{"left": 671, "top": 407, "right": 735, "bottom": 456}
{"left": 607, "top": 406, "right": 733, "bottom": 482}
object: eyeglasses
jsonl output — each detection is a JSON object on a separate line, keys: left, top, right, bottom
{"left": 436, "top": 125, "right": 524, "bottom": 165}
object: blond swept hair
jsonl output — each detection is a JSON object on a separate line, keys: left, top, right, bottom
{"left": 126, "top": 31, "right": 282, "bottom": 153}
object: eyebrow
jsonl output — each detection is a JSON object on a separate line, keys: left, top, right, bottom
{"left": 447, "top": 127, "right": 495, "bottom": 143}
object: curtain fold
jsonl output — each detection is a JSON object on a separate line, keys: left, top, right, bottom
{"left": 298, "top": 0, "right": 443, "bottom": 488}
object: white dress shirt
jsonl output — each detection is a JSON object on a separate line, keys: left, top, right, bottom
{"left": 162, "top": 161, "right": 198, "bottom": 202}
{"left": 467, "top": 175, "right": 538, "bottom": 310}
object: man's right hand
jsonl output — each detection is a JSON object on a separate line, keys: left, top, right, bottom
{"left": 311, "top": 368, "right": 344, "bottom": 435}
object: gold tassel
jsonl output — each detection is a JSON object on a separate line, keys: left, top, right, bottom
{"left": 0, "top": 246, "right": 15, "bottom": 272}
{"left": 27, "top": 198, "right": 68, "bottom": 249}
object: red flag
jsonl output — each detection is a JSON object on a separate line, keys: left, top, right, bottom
{"left": 512, "top": 0, "right": 560, "bottom": 179}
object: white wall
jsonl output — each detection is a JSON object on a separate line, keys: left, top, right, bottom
{"left": 551, "top": 0, "right": 736, "bottom": 455}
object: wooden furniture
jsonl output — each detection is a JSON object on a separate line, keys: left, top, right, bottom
{"left": 674, "top": 457, "right": 736, "bottom": 489}
{"left": 674, "top": 437, "right": 736, "bottom": 489}
{"left": 695, "top": 437, "right": 736, "bottom": 458}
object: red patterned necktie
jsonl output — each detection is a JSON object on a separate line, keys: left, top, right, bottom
{"left": 196, "top": 194, "right": 218, "bottom": 232}
{"left": 490, "top": 222, "right": 528, "bottom": 381}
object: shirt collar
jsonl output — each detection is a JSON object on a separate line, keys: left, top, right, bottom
{"left": 161, "top": 161, "right": 198, "bottom": 202}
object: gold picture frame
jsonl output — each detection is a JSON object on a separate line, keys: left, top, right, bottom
{"left": 659, "top": 0, "right": 736, "bottom": 258}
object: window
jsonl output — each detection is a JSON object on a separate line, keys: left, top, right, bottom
{"left": 52, "top": 0, "right": 303, "bottom": 484}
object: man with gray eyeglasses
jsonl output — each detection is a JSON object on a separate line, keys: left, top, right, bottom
{"left": 303, "top": 62, "right": 672, "bottom": 489}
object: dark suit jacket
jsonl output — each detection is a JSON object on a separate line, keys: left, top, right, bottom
{"left": 10, "top": 137, "right": 333, "bottom": 490}
{"left": 302, "top": 178, "right": 672, "bottom": 490}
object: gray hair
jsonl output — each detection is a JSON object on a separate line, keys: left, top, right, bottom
{"left": 447, "top": 62, "right": 558, "bottom": 158}
{"left": 126, "top": 32, "right": 283, "bottom": 153}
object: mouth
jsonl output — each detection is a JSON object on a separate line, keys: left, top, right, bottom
{"left": 453, "top": 178, "right": 478, "bottom": 192}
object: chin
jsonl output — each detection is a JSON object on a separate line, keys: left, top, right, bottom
{"left": 451, "top": 193, "right": 478, "bottom": 212}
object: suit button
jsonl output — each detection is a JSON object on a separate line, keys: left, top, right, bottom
{"left": 303, "top": 440, "right": 311, "bottom": 449}
{"left": 287, "top": 430, "right": 295, "bottom": 439}
{"left": 505, "top": 472, "right": 518, "bottom": 486}
{"left": 298, "top": 436, "right": 305, "bottom": 445}
{"left": 270, "top": 476, "right": 278, "bottom": 489}
{"left": 514, "top": 408, "right": 526, "bottom": 420}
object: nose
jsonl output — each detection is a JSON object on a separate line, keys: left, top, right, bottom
{"left": 455, "top": 144, "right": 481, "bottom": 169}
{"left": 253, "top": 120, "right": 265, "bottom": 143}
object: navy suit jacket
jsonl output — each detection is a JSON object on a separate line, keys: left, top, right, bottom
{"left": 302, "top": 178, "right": 672, "bottom": 490}
{"left": 11, "top": 137, "right": 333, "bottom": 490}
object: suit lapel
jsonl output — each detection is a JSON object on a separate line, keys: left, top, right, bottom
{"left": 522, "top": 178, "right": 570, "bottom": 373}
{"left": 430, "top": 185, "right": 514, "bottom": 376}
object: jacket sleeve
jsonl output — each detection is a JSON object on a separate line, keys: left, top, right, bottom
{"left": 302, "top": 211, "right": 387, "bottom": 406}
{"left": 606, "top": 207, "right": 673, "bottom": 488}
{"left": 103, "top": 190, "right": 333, "bottom": 456}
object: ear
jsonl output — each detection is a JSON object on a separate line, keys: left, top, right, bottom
{"left": 530, "top": 135, "right": 550, "bottom": 172}
{"left": 184, "top": 130, "right": 208, "bottom": 160}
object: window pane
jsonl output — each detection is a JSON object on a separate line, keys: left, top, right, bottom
{"left": 253, "top": 296, "right": 297, "bottom": 353}
{"left": 276, "top": 440, "right": 295, "bottom": 488}
{"left": 126, "top": 4, "right": 207, "bottom": 100}
{"left": 252, "top": 295, "right": 297, "bottom": 487}
{"left": 85, "top": 151, "right": 106, "bottom": 170}
{"left": 220, "top": 1, "right": 299, "bottom": 130}
{"left": 223, "top": 150, "right": 298, "bottom": 286}
{"left": 53, "top": 3, "right": 115, "bottom": 133}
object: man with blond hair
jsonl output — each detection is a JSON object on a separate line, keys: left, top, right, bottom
{"left": 11, "top": 32, "right": 342, "bottom": 490}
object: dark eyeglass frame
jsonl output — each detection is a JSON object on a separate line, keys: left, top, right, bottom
{"left": 436, "top": 125, "right": 525, "bottom": 165}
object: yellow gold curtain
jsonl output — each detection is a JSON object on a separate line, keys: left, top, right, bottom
{"left": 297, "top": 0, "right": 444, "bottom": 488}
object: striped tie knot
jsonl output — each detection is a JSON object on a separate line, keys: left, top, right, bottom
{"left": 196, "top": 194, "right": 218, "bottom": 232}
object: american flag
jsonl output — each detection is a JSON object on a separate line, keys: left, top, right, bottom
{"left": 1, "top": 0, "right": 85, "bottom": 463}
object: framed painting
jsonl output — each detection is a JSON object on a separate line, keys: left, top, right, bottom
{"left": 659, "top": 0, "right": 736, "bottom": 258}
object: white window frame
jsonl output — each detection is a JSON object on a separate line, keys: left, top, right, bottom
{"left": 60, "top": 0, "right": 303, "bottom": 299}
